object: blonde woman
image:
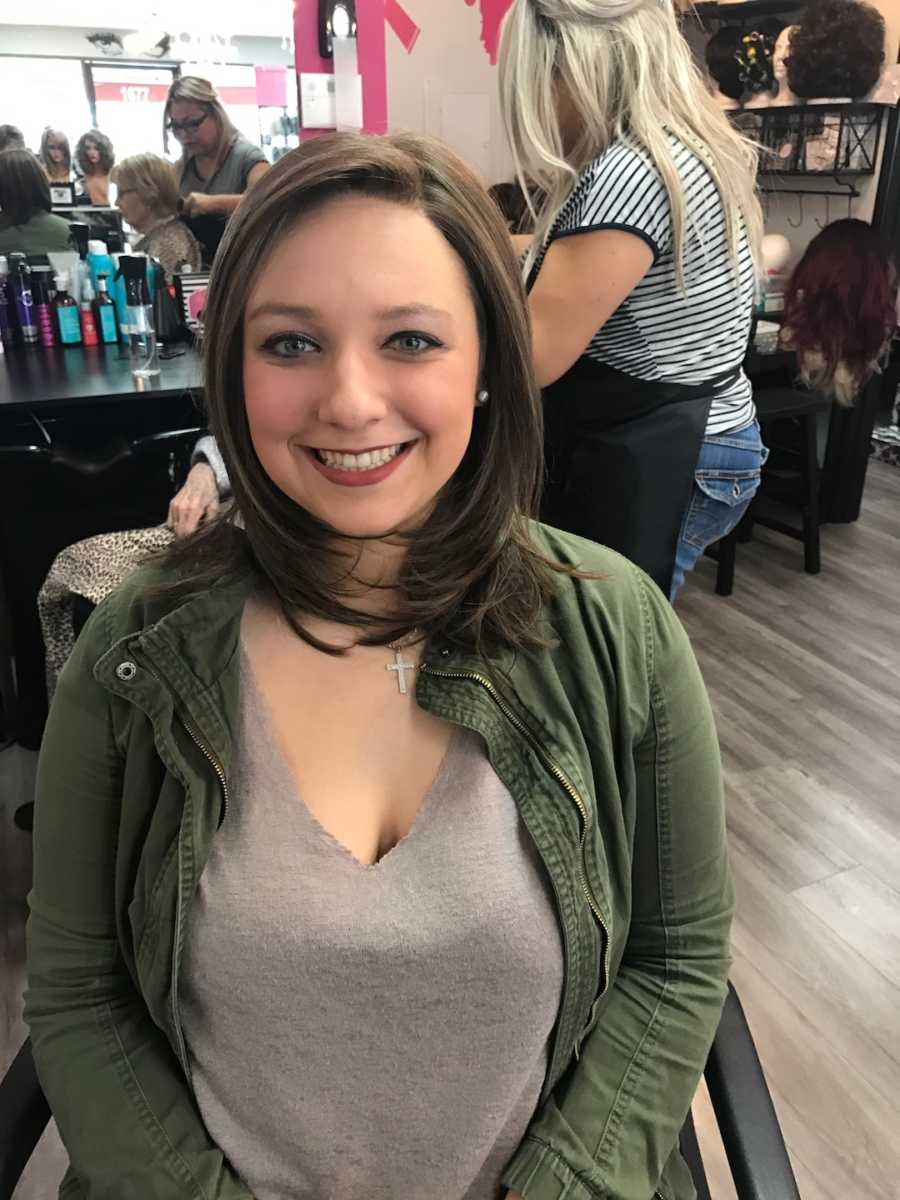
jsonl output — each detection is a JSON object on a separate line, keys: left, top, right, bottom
{"left": 111, "top": 152, "right": 202, "bottom": 280}
{"left": 500, "top": 0, "right": 766, "bottom": 600}
{"left": 164, "top": 75, "right": 269, "bottom": 261}
{"left": 39, "top": 127, "right": 73, "bottom": 184}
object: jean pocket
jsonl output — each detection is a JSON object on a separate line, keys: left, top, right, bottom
{"left": 683, "top": 471, "right": 762, "bottom": 550}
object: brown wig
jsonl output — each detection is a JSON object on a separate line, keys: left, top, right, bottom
{"left": 780, "top": 219, "right": 896, "bottom": 405}
{"left": 0, "top": 149, "right": 52, "bottom": 227}
{"left": 75, "top": 130, "right": 115, "bottom": 176}
{"left": 39, "top": 127, "right": 71, "bottom": 179}
{"left": 159, "top": 131, "right": 568, "bottom": 654}
{"left": 787, "top": 0, "right": 885, "bottom": 100}
{"left": 705, "top": 26, "right": 746, "bottom": 102}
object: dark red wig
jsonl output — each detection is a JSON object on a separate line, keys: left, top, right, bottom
{"left": 781, "top": 219, "right": 896, "bottom": 404}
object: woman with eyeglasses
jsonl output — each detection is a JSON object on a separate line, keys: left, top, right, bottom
{"left": 164, "top": 76, "right": 270, "bottom": 263}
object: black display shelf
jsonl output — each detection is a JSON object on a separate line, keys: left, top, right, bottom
{"left": 686, "top": 0, "right": 805, "bottom": 25}
{"left": 728, "top": 103, "right": 884, "bottom": 185}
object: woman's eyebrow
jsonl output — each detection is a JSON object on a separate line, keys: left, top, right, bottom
{"left": 247, "top": 302, "right": 454, "bottom": 323}
{"left": 246, "top": 302, "right": 320, "bottom": 322}
{"left": 375, "top": 304, "right": 453, "bottom": 322}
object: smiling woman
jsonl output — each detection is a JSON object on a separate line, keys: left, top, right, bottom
{"left": 27, "top": 131, "right": 733, "bottom": 1200}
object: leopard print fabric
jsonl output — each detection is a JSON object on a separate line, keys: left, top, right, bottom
{"left": 38, "top": 525, "right": 174, "bottom": 699}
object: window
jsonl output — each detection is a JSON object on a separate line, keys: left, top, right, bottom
{"left": 0, "top": 58, "right": 93, "bottom": 159}
{"left": 89, "top": 64, "right": 179, "bottom": 163}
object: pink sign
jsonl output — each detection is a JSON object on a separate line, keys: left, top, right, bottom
{"left": 464, "top": 0, "right": 515, "bottom": 65}
{"left": 385, "top": 0, "right": 421, "bottom": 53}
{"left": 255, "top": 66, "right": 288, "bottom": 107}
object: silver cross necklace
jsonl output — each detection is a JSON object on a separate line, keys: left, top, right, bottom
{"left": 386, "top": 635, "right": 421, "bottom": 695}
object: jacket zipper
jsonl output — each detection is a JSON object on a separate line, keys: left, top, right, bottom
{"left": 420, "top": 665, "right": 611, "bottom": 1050}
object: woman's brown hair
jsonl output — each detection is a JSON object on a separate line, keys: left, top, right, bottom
{"left": 161, "top": 131, "right": 565, "bottom": 654}
{"left": 0, "top": 149, "right": 52, "bottom": 226}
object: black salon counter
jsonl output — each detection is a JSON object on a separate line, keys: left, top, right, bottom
{"left": 0, "top": 342, "right": 203, "bottom": 417}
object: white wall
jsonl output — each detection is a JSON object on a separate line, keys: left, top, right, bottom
{"left": 386, "top": 0, "right": 513, "bottom": 186}
{"left": 0, "top": 25, "right": 292, "bottom": 66}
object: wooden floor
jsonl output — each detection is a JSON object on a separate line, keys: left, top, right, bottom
{"left": 681, "top": 461, "right": 900, "bottom": 1200}
{"left": 2, "top": 462, "right": 899, "bottom": 1199}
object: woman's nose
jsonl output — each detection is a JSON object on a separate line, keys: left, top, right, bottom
{"left": 316, "top": 350, "right": 389, "bottom": 429}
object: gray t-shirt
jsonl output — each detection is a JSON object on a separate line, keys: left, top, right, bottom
{"left": 181, "top": 651, "right": 565, "bottom": 1200}
{"left": 179, "top": 137, "right": 267, "bottom": 260}
{"left": 179, "top": 136, "right": 267, "bottom": 198}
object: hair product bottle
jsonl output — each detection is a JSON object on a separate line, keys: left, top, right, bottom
{"left": 54, "top": 271, "right": 83, "bottom": 346}
{"left": 80, "top": 279, "right": 100, "bottom": 346}
{"left": 0, "top": 256, "right": 12, "bottom": 350}
{"left": 93, "top": 273, "right": 119, "bottom": 345}
{"left": 87, "top": 239, "right": 115, "bottom": 295}
{"left": 31, "top": 268, "right": 57, "bottom": 348}
{"left": 9, "top": 253, "right": 38, "bottom": 346}
{"left": 118, "top": 254, "right": 159, "bottom": 377}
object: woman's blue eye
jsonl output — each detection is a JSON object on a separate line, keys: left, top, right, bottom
{"left": 390, "top": 332, "right": 440, "bottom": 354}
{"left": 261, "top": 333, "right": 318, "bottom": 357}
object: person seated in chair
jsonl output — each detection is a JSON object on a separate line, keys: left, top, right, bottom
{"left": 112, "top": 152, "right": 202, "bottom": 282}
{"left": 27, "top": 131, "right": 733, "bottom": 1200}
{"left": 0, "top": 150, "right": 73, "bottom": 255}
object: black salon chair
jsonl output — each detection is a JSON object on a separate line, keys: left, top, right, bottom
{"left": 712, "top": 388, "right": 831, "bottom": 597}
{"left": 0, "top": 983, "right": 800, "bottom": 1200}
{"left": 0, "top": 425, "right": 203, "bottom": 748}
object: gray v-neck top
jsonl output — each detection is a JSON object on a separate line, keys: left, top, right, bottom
{"left": 180, "top": 654, "right": 564, "bottom": 1200}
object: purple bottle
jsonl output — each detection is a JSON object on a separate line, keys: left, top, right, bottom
{"left": 31, "top": 269, "right": 57, "bottom": 348}
{"left": 8, "top": 253, "right": 38, "bottom": 345}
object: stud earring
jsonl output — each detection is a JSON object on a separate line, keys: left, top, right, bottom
{"left": 476, "top": 389, "right": 489, "bottom": 406}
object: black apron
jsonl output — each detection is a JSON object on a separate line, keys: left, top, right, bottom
{"left": 541, "top": 357, "right": 742, "bottom": 596}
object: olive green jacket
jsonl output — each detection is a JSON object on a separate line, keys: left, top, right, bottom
{"left": 25, "top": 526, "right": 734, "bottom": 1200}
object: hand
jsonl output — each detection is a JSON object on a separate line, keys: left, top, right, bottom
{"left": 167, "top": 462, "right": 218, "bottom": 538}
{"left": 181, "top": 191, "right": 211, "bottom": 218}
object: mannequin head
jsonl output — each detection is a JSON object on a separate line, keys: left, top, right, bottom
{"left": 761, "top": 233, "right": 791, "bottom": 274}
{"left": 781, "top": 219, "right": 896, "bottom": 405}
{"left": 787, "top": 0, "right": 885, "bottom": 101}
{"left": 771, "top": 25, "right": 799, "bottom": 104}
{"left": 705, "top": 26, "right": 745, "bottom": 104}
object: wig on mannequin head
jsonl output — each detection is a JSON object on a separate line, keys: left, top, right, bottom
{"left": 499, "top": 0, "right": 763, "bottom": 289}
{"left": 787, "top": 0, "right": 885, "bottom": 100}
{"left": 705, "top": 26, "right": 745, "bottom": 102}
{"left": 736, "top": 20, "right": 785, "bottom": 98}
{"left": 781, "top": 219, "right": 896, "bottom": 405}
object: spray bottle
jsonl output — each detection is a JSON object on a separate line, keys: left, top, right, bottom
{"left": 117, "top": 254, "right": 159, "bottom": 377}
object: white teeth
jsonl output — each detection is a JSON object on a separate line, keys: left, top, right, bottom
{"left": 317, "top": 444, "right": 406, "bottom": 471}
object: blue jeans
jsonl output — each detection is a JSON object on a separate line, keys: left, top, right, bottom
{"left": 670, "top": 421, "right": 768, "bottom": 601}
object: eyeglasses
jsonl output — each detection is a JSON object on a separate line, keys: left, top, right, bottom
{"left": 166, "top": 113, "right": 209, "bottom": 137}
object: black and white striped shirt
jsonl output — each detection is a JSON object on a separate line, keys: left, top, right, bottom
{"left": 537, "top": 134, "right": 756, "bottom": 436}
